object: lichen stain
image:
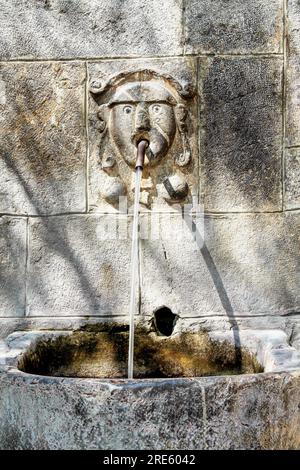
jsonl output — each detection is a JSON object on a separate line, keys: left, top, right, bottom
{"left": 259, "top": 421, "right": 300, "bottom": 450}
{"left": 18, "top": 324, "right": 263, "bottom": 379}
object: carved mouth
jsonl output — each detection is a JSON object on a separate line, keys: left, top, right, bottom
{"left": 131, "top": 131, "right": 150, "bottom": 147}
{"left": 130, "top": 130, "right": 169, "bottom": 167}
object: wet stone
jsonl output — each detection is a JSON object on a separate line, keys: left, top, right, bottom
{"left": 287, "top": 0, "right": 300, "bottom": 56}
{"left": 18, "top": 327, "right": 261, "bottom": 379}
{"left": 286, "top": 58, "right": 300, "bottom": 147}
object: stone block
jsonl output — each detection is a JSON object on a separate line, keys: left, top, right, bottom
{"left": 203, "top": 372, "right": 300, "bottom": 449}
{"left": 0, "top": 316, "right": 129, "bottom": 340}
{"left": 185, "top": 0, "right": 283, "bottom": 54}
{"left": 0, "top": 371, "right": 205, "bottom": 450}
{"left": 0, "top": 365, "right": 299, "bottom": 449}
{"left": 0, "top": 0, "right": 182, "bottom": 60}
{"left": 0, "top": 63, "right": 86, "bottom": 215}
{"left": 285, "top": 148, "right": 300, "bottom": 209}
{"left": 286, "top": 1, "right": 300, "bottom": 146}
{"left": 27, "top": 215, "right": 133, "bottom": 317}
{"left": 0, "top": 217, "right": 27, "bottom": 317}
{"left": 287, "top": 0, "right": 300, "bottom": 55}
{"left": 286, "top": 58, "right": 300, "bottom": 146}
{"left": 88, "top": 58, "right": 198, "bottom": 212}
{"left": 140, "top": 212, "right": 300, "bottom": 318}
{"left": 199, "top": 57, "right": 283, "bottom": 212}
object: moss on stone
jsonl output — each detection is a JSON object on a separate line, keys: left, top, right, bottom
{"left": 18, "top": 324, "right": 263, "bottom": 379}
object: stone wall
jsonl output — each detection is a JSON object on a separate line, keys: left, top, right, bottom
{"left": 0, "top": 1, "right": 299, "bottom": 337}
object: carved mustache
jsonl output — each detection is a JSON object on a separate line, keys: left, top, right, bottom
{"left": 131, "top": 129, "right": 168, "bottom": 163}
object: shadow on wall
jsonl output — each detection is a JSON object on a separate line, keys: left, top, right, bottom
{"left": 0, "top": 74, "right": 98, "bottom": 315}
{"left": 0, "top": 19, "right": 297, "bottom": 346}
{"left": 0, "top": 1, "right": 161, "bottom": 58}
{"left": 184, "top": 213, "right": 242, "bottom": 371}
{"left": 200, "top": 57, "right": 282, "bottom": 211}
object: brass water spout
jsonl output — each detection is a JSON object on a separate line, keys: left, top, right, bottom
{"left": 135, "top": 140, "right": 149, "bottom": 170}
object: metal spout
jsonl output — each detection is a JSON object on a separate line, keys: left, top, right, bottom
{"left": 135, "top": 139, "right": 149, "bottom": 170}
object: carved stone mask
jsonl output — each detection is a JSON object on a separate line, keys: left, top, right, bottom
{"left": 90, "top": 69, "right": 195, "bottom": 208}
{"left": 99, "top": 81, "right": 179, "bottom": 168}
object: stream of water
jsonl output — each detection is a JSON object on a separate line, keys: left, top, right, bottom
{"left": 128, "top": 167, "right": 142, "bottom": 379}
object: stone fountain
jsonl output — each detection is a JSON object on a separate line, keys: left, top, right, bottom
{"left": 0, "top": 0, "right": 300, "bottom": 451}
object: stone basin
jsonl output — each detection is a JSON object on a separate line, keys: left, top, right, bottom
{"left": 17, "top": 326, "right": 263, "bottom": 379}
{"left": 0, "top": 327, "right": 300, "bottom": 450}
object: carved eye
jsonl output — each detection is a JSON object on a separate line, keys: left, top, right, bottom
{"left": 123, "top": 105, "right": 133, "bottom": 115}
{"left": 152, "top": 104, "right": 161, "bottom": 113}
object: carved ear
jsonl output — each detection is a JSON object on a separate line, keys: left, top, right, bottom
{"left": 175, "top": 104, "right": 188, "bottom": 125}
{"left": 97, "top": 104, "right": 109, "bottom": 133}
{"left": 174, "top": 104, "right": 191, "bottom": 167}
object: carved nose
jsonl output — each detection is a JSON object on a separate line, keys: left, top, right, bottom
{"left": 135, "top": 109, "right": 150, "bottom": 132}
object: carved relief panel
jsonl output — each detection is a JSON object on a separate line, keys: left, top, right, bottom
{"left": 88, "top": 59, "right": 198, "bottom": 211}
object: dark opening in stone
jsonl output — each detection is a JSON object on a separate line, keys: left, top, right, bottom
{"left": 154, "top": 307, "right": 178, "bottom": 336}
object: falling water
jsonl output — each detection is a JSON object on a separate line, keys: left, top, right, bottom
{"left": 128, "top": 166, "right": 142, "bottom": 379}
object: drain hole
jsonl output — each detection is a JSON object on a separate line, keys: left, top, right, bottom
{"left": 153, "top": 307, "right": 178, "bottom": 336}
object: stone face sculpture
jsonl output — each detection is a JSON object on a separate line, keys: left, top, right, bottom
{"left": 90, "top": 70, "right": 196, "bottom": 208}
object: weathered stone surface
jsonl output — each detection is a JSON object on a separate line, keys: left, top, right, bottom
{"left": 0, "top": 370, "right": 205, "bottom": 450}
{"left": 0, "top": 315, "right": 292, "bottom": 341}
{"left": 0, "top": 364, "right": 299, "bottom": 449}
{"left": 290, "top": 319, "right": 300, "bottom": 352}
{"left": 0, "top": 217, "right": 27, "bottom": 317}
{"left": 0, "top": 1, "right": 299, "bottom": 452}
{"left": 0, "top": 63, "right": 86, "bottom": 215}
{"left": 209, "top": 329, "right": 300, "bottom": 373}
{"left": 286, "top": 0, "right": 300, "bottom": 146}
{"left": 0, "top": 0, "right": 182, "bottom": 60}
{"left": 140, "top": 212, "right": 300, "bottom": 318}
{"left": 16, "top": 329, "right": 263, "bottom": 379}
{"left": 286, "top": 59, "right": 300, "bottom": 147}
{"left": 88, "top": 58, "right": 198, "bottom": 212}
{"left": 203, "top": 372, "right": 300, "bottom": 449}
{"left": 9, "top": 329, "right": 299, "bottom": 379}
{"left": 199, "top": 57, "right": 283, "bottom": 212}
{"left": 27, "top": 215, "right": 133, "bottom": 317}
{"left": 0, "top": 330, "right": 299, "bottom": 450}
{"left": 287, "top": 0, "right": 300, "bottom": 55}
{"left": 185, "top": 0, "right": 283, "bottom": 54}
{"left": 26, "top": 210, "right": 300, "bottom": 319}
{"left": 0, "top": 316, "right": 129, "bottom": 340}
{"left": 285, "top": 148, "right": 300, "bottom": 209}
